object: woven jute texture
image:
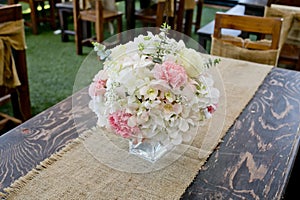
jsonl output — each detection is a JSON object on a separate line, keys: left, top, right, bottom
{"left": 211, "top": 36, "right": 279, "bottom": 66}
{"left": 2, "top": 57, "right": 273, "bottom": 200}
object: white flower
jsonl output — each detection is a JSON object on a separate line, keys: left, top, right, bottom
{"left": 109, "top": 44, "right": 127, "bottom": 60}
{"left": 140, "top": 85, "right": 158, "bottom": 100}
{"left": 178, "top": 48, "right": 206, "bottom": 77}
{"left": 89, "top": 28, "right": 220, "bottom": 148}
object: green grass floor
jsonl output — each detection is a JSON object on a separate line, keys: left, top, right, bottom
{"left": 0, "top": 2, "right": 227, "bottom": 121}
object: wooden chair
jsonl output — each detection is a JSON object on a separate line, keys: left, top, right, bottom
{"left": 0, "top": 4, "right": 31, "bottom": 131}
{"left": 211, "top": 12, "right": 282, "bottom": 66}
{"left": 134, "top": 0, "right": 167, "bottom": 28}
{"left": 73, "top": 0, "right": 123, "bottom": 55}
{"left": 265, "top": 2, "right": 300, "bottom": 71}
{"left": 131, "top": 0, "right": 192, "bottom": 35}
{"left": 9, "top": 0, "right": 57, "bottom": 34}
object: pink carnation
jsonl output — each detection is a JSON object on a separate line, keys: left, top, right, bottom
{"left": 207, "top": 104, "right": 217, "bottom": 114}
{"left": 108, "top": 111, "right": 139, "bottom": 138}
{"left": 152, "top": 61, "right": 187, "bottom": 88}
{"left": 89, "top": 70, "right": 108, "bottom": 97}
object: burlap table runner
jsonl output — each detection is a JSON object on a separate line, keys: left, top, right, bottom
{"left": 2, "top": 57, "right": 273, "bottom": 199}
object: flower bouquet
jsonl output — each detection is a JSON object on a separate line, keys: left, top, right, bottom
{"left": 88, "top": 24, "right": 220, "bottom": 162}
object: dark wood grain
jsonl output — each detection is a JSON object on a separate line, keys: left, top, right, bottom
{"left": 181, "top": 68, "right": 300, "bottom": 199}
{"left": 0, "top": 88, "right": 96, "bottom": 192}
{"left": 0, "top": 68, "right": 300, "bottom": 199}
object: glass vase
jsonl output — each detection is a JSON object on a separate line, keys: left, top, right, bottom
{"left": 129, "top": 138, "right": 169, "bottom": 163}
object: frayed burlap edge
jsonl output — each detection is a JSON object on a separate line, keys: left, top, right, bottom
{"left": 0, "top": 128, "right": 95, "bottom": 199}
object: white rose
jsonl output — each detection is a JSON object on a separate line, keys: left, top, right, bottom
{"left": 178, "top": 48, "right": 205, "bottom": 77}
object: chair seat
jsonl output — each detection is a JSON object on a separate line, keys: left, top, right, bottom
{"left": 135, "top": 7, "right": 158, "bottom": 20}
{"left": 56, "top": 1, "right": 73, "bottom": 9}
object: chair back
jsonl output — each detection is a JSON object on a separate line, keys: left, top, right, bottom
{"left": 0, "top": 4, "right": 22, "bottom": 22}
{"left": 0, "top": 4, "right": 31, "bottom": 129}
{"left": 265, "top": 3, "right": 300, "bottom": 70}
{"left": 211, "top": 12, "right": 282, "bottom": 65}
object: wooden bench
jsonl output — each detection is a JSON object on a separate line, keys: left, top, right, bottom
{"left": 197, "top": 4, "right": 245, "bottom": 52}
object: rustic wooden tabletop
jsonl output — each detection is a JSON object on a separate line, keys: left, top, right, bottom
{"left": 0, "top": 67, "right": 299, "bottom": 199}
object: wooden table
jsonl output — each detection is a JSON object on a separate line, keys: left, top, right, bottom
{"left": 0, "top": 65, "right": 300, "bottom": 199}
{"left": 238, "top": 0, "right": 268, "bottom": 16}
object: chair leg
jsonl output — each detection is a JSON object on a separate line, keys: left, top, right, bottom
{"left": 76, "top": 20, "right": 83, "bottom": 55}
{"left": 95, "top": 0, "right": 104, "bottom": 43}
{"left": 10, "top": 91, "right": 21, "bottom": 120}
{"left": 18, "top": 86, "right": 31, "bottom": 121}
{"left": 176, "top": 0, "right": 185, "bottom": 33}
{"left": 59, "top": 9, "right": 68, "bottom": 42}
{"left": 114, "top": 16, "right": 123, "bottom": 45}
{"left": 12, "top": 50, "right": 31, "bottom": 121}
{"left": 49, "top": 0, "right": 57, "bottom": 29}
{"left": 194, "top": 0, "right": 203, "bottom": 33}
{"left": 184, "top": 9, "right": 193, "bottom": 36}
{"left": 96, "top": 21, "right": 104, "bottom": 43}
{"left": 11, "top": 88, "right": 31, "bottom": 122}
{"left": 126, "top": 0, "right": 135, "bottom": 29}
{"left": 156, "top": 2, "right": 165, "bottom": 27}
{"left": 117, "top": 16, "right": 122, "bottom": 34}
{"left": 30, "top": 1, "right": 39, "bottom": 34}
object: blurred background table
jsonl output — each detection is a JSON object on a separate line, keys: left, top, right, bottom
{"left": 238, "top": 0, "right": 268, "bottom": 16}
